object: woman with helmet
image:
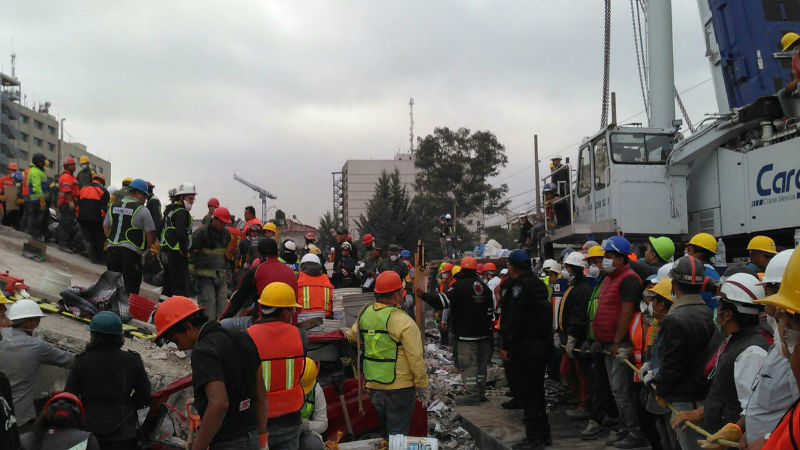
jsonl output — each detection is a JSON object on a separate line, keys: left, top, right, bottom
{"left": 64, "top": 312, "right": 150, "bottom": 450}
{"left": 19, "top": 392, "right": 101, "bottom": 450}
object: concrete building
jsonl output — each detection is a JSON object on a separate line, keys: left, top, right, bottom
{"left": 340, "top": 153, "right": 417, "bottom": 238}
{"left": 61, "top": 141, "right": 111, "bottom": 181}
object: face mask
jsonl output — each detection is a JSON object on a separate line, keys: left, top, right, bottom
{"left": 713, "top": 309, "right": 725, "bottom": 332}
{"left": 640, "top": 300, "right": 648, "bottom": 313}
{"left": 561, "top": 269, "right": 573, "bottom": 281}
{"left": 767, "top": 315, "right": 782, "bottom": 349}
{"left": 441, "top": 274, "right": 448, "bottom": 279}
{"left": 587, "top": 265, "right": 600, "bottom": 278}
{"left": 184, "top": 200, "right": 194, "bottom": 211}
{"left": 647, "top": 302, "right": 654, "bottom": 317}
{"left": 390, "top": 255, "right": 398, "bottom": 262}
{"left": 602, "top": 258, "right": 614, "bottom": 273}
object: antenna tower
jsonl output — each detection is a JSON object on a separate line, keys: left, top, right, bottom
{"left": 10, "top": 53, "right": 16, "bottom": 77}
{"left": 409, "top": 97, "right": 414, "bottom": 154}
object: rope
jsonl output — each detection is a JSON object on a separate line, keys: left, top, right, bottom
{"left": 560, "top": 345, "right": 739, "bottom": 448}
{"left": 600, "top": 0, "right": 612, "bottom": 128}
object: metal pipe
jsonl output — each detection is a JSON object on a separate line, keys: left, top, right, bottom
{"left": 647, "top": 0, "right": 676, "bottom": 129}
{"left": 534, "top": 135, "right": 541, "bottom": 217}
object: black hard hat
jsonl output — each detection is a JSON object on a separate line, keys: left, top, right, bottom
{"left": 32, "top": 153, "right": 46, "bottom": 165}
{"left": 669, "top": 255, "right": 706, "bottom": 285}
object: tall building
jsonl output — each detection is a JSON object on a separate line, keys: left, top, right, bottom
{"left": 0, "top": 73, "right": 21, "bottom": 164}
{"left": 340, "top": 153, "right": 418, "bottom": 238}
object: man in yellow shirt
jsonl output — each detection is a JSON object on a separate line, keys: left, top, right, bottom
{"left": 346, "top": 271, "right": 428, "bottom": 437}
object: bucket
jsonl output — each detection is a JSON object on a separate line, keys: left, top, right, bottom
{"left": 129, "top": 294, "right": 156, "bottom": 322}
{"left": 41, "top": 270, "right": 71, "bottom": 298}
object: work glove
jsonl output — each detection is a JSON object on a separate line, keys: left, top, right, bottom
{"left": 39, "top": 197, "right": 46, "bottom": 210}
{"left": 15, "top": 198, "right": 23, "bottom": 206}
{"left": 416, "top": 387, "right": 431, "bottom": 406}
{"left": 655, "top": 394, "right": 668, "bottom": 409}
{"left": 590, "top": 340, "right": 604, "bottom": 355}
{"left": 565, "top": 335, "right": 577, "bottom": 358}
{"left": 616, "top": 345, "right": 633, "bottom": 361}
{"left": 149, "top": 242, "right": 161, "bottom": 256}
{"left": 553, "top": 331, "right": 561, "bottom": 350}
{"left": 643, "top": 370, "right": 656, "bottom": 388}
{"left": 580, "top": 340, "right": 591, "bottom": 355}
{"left": 698, "top": 423, "right": 742, "bottom": 449}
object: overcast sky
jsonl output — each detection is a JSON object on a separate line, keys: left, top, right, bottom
{"left": 0, "top": 1, "right": 717, "bottom": 226}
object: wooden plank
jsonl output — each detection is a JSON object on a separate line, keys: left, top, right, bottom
{"left": 414, "top": 239, "right": 425, "bottom": 331}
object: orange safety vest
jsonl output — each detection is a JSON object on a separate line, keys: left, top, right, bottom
{"left": 297, "top": 272, "right": 334, "bottom": 317}
{"left": 57, "top": 171, "right": 78, "bottom": 207}
{"left": 21, "top": 169, "right": 29, "bottom": 197}
{"left": 244, "top": 217, "right": 262, "bottom": 232}
{"left": 763, "top": 398, "right": 800, "bottom": 449}
{"left": 247, "top": 321, "right": 305, "bottom": 419}
{"left": 630, "top": 311, "right": 649, "bottom": 382}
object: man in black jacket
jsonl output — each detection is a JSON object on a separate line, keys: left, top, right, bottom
{"left": 500, "top": 249, "right": 552, "bottom": 450}
{"left": 649, "top": 256, "right": 717, "bottom": 450}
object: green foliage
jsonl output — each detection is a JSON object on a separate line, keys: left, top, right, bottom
{"left": 317, "top": 211, "right": 341, "bottom": 251}
{"left": 356, "top": 169, "right": 419, "bottom": 251}
{"left": 484, "top": 225, "right": 518, "bottom": 249}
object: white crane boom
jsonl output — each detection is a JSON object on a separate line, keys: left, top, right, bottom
{"left": 233, "top": 173, "right": 276, "bottom": 223}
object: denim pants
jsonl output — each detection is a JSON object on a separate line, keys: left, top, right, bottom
{"left": 209, "top": 430, "right": 259, "bottom": 450}
{"left": 670, "top": 401, "right": 704, "bottom": 450}
{"left": 268, "top": 426, "right": 302, "bottom": 450}
{"left": 368, "top": 387, "right": 416, "bottom": 437}
{"left": 604, "top": 345, "right": 642, "bottom": 436}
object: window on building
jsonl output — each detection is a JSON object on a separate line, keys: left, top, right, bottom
{"left": 47, "top": 143, "right": 55, "bottom": 152}
{"left": 19, "top": 150, "right": 28, "bottom": 159}
{"left": 33, "top": 137, "right": 43, "bottom": 147}
{"left": 34, "top": 120, "right": 43, "bottom": 130}
{"left": 98, "top": 167, "right": 103, "bottom": 174}
{"left": 20, "top": 115, "right": 29, "bottom": 124}
{"left": 47, "top": 159, "right": 55, "bottom": 168}
{"left": 47, "top": 126, "right": 56, "bottom": 136}
{"left": 19, "top": 132, "right": 28, "bottom": 142}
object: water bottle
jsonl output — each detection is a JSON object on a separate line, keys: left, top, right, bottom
{"left": 716, "top": 238, "right": 727, "bottom": 270}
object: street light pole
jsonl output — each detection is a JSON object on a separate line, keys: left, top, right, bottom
{"left": 57, "top": 118, "right": 65, "bottom": 171}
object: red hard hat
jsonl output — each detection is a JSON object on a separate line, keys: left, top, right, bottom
{"left": 442, "top": 263, "right": 454, "bottom": 273}
{"left": 374, "top": 271, "right": 404, "bottom": 294}
{"left": 207, "top": 197, "right": 220, "bottom": 208}
{"left": 484, "top": 262, "right": 498, "bottom": 272}
{"left": 153, "top": 296, "right": 204, "bottom": 341}
{"left": 362, "top": 233, "right": 375, "bottom": 245}
{"left": 7, "top": 162, "right": 18, "bottom": 171}
{"left": 347, "top": 234, "right": 353, "bottom": 241}
{"left": 146, "top": 181, "right": 155, "bottom": 188}
{"left": 305, "top": 232, "right": 316, "bottom": 241}
{"left": 477, "top": 263, "right": 485, "bottom": 274}
{"left": 213, "top": 207, "right": 232, "bottom": 224}
{"left": 63, "top": 157, "right": 76, "bottom": 166}
{"left": 43, "top": 392, "right": 85, "bottom": 419}
{"left": 461, "top": 256, "right": 478, "bottom": 270}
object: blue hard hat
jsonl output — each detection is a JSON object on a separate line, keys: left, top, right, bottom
{"left": 400, "top": 249, "right": 411, "bottom": 258}
{"left": 604, "top": 235, "right": 631, "bottom": 255}
{"left": 129, "top": 178, "right": 149, "bottom": 194}
{"left": 542, "top": 183, "right": 556, "bottom": 193}
{"left": 507, "top": 249, "right": 531, "bottom": 268}
{"left": 89, "top": 311, "right": 123, "bottom": 335}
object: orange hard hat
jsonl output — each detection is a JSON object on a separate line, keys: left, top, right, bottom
{"left": 477, "top": 263, "right": 485, "bottom": 274}
{"left": 213, "top": 207, "right": 232, "bottom": 224}
{"left": 441, "top": 262, "right": 454, "bottom": 273}
{"left": 374, "top": 271, "right": 403, "bottom": 294}
{"left": 7, "top": 162, "right": 18, "bottom": 171}
{"left": 484, "top": 262, "right": 498, "bottom": 272}
{"left": 628, "top": 253, "right": 638, "bottom": 261}
{"left": 63, "top": 157, "right": 76, "bottom": 166}
{"left": 93, "top": 173, "right": 105, "bottom": 182}
{"left": 43, "top": 392, "right": 85, "bottom": 418}
{"left": 362, "top": 233, "right": 375, "bottom": 245}
{"left": 461, "top": 256, "right": 478, "bottom": 270}
{"left": 207, "top": 197, "right": 220, "bottom": 208}
{"left": 153, "top": 296, "right": 204, "bottom": 341}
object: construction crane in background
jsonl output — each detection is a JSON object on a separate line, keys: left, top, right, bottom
{"left": 233, "top": 173, "right": 277, "bottom": 223}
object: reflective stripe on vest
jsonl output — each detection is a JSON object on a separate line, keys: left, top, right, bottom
{"left": 247, "top": 321, "right": 306, "bottom": 419}
{"left": 161, "top": 203, "right": 191, "bottom": 250}
{"left": 301, "top": 384, "right": 316, "bottom": 420}
{"left": 586, "top": 280, "right": 602, "bottom": 341}
{"left": 298, "top": 273, "right": 334, "bottom": 317}
{"left": 629, "top": 311, "right": 644, "bottom": 381}
{"left": 108, "top": 199, "right": 145, "bottom": 249}
{"left": 358, "top": 304, "right": 402, "bottom": 384}
{"left": 194, "top": 247, "right": 227, "bottom": 277}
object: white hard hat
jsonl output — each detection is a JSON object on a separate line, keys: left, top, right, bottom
{"left": 7, "top": 299, "right": 45, "bottom": 321}
{"left": 550, "top": 263, "right": 562, "bottom": 273}
{"left": 760, "top": 249, "right": 794, "bottom": 285}
{"left": 564, "top": 251, "right": 587, "bottom": 268}
{"left": 656, "top": 262, "right": 674, "bottom": 282}
{"left": 301, "top": 253, "right": 321, "bottom": 265}
{"left": 445, "top": 213, "right": 452, "bottom": 219}
{"left": 500, "top": 268, "right": 508, "bottom": 276}
{"left": 542, "top": 259, "right": 557, "bottom": 271}
{"left": 283, "top": 240, "right": 297, "bottom": 252}
{"left": 175, "top": 182, "right": 197, "bottom": 196}
{"left": 720, "top": 272, "right": 765, "bottom": 314}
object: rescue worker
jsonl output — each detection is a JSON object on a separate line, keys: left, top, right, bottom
{"left": 778, "top": 32, "right": 800, "bottom": 116}
{"left": 671, "top": 273, "right": 768, "bottom": 438}
{"left": 243, "top": 206, "right": 261, "bottom": 234}
{"left": 239, "top": 223, "right": 263, "bottom": 269}
{"left": 299, "top": 358, "right": 327, "bottom": 450}
{"left": 108, "top": 178, "right": 132, "bottom": 205}
{"left": 26, "top": 154, "right": 50, "bottom": 242}
{"left": 0, "top": 300, "right": 74, "bottom": 432}
{"left": 76, "top": 174, "right": 109, "bottom": 264}
{"left": 0, "top": 162, "right": 22, "bottom": 230}
{"left": 280, "top": 239, "right": 299, "bottom": 273}
{"left": 19, "top": 393, "right": 102, "bottom": 450}
{"left": 0, "top": 367, "right": 20, "bottom": 450}
{"left": 65, "top": 312, "right": 150, "bottom": 450}
{"left": 333, "top": 228, "right": 357, "bottom": 266}
{"left": 297, "top": 253, "right": 335, "bottom": 318}
{"left": 104, "top": 178, "right": 157, "bottom": 295}
{"left": 247, "top": 282, "right": 307, "bottom": 450}
{"left": 746, "top": 235, "right": 777, "bottom": 273}
{"left": 555, "top": 251, "right": 592, "bottom": 419}
{"left": 153, "top": 296, "right": 268, "bottom": 450}
{"left": 386, "top": 244, "right": 408, "bottom": 280}
{"left": 332, "top": 241, "right": 359, "bottom": 288}
{"left": 191, "top": 206, "right": 232, "bottom": 320}
{"left": 145, "top": 181, "right": 162, "bottom": 231}
{"left": 518, "top": 214, "right": 532, "bottom": 252}
{"left": 347, "top": 271, "right": 428, "bottom": 437}
{"left": 160, "top": 182, "right": 196, "bottom": 297}
{"left": 263, "top": 222, "right": 279, "bottom": 242}
{"left": 592, "top": 235, "right": 648, "bottom": 448}
{"left": 304, "top": 232, "right": 317, "bottom": 254}
{"left": 75, "top": 155, "right": 94, "bottom": 188}
{"left": 648, "top": 255, "right": 716, "bottom": 450}
{"left": 203, "top": 197, "right": 219, "bottom": 225}
{"left": 550, "top": 155, "right": 569, "bottom": 197}
{"left": 484, "top": 262, "right": 501, "bottom": 312}
{"left": 631, "top": 236, "right": 675, "bottom": 280}
{"left": 55, "top": 157, "right": 79, "bottom": 252}
{"left": 361, "top": 244, "right": 385, "bottom": 292}
{"left": 361, "top": 233, "right": 376, "bottom": 256}
{"left": 437, "top": 214, "right": 455, "bottom": 259}
{"left": 497, "top": 249, "right": 552, "bottom": 450}
{"left": 685, "top": 232, "right": 721, "bottom": 309}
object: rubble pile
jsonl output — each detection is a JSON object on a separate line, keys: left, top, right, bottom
{"left": 423, "top": 338, "right": 475, "bottom": 450}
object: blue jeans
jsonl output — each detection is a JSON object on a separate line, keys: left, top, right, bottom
{"left": 368, "top": 387, "right": 416, "bottom": 438}
{"left": 604, "top": 346, "right": 643, "bottom": 437}
{"left": 268, "top": 426, "right": 301, "bottom": 450}
{"left": 209, "top": 430, "right": 258, "bottom": 450}
{"left": 670, "top": 401, "right": 704, "bottom": 450}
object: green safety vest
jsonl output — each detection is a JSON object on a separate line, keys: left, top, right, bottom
{"left": 107, "top": 198, "right": 145, "bottom": 249}
{"left": 586, "top": 279, "right": 604, "bottom": 341}
{"left": 358, "top": 304, "right": 403, "bottom": 384}
{"left": 541, "top": 276, "right": 553, "bottom": 302}
{"left": 160, "top": 203, "right": 192, "bottom": 251}
{"left": 301, "top": 384, "right": 316, "bottom": 420}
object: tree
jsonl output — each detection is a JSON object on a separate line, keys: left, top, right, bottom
{"left": 274, "top": 209, "right": 286, "bottom": 227}
{"left": 484, "top": 225, "right": 518, "bottom": 249}
{"left": 317, "top": 211, "right": 341, "bottom": 252}
{"left": 356, "top": 169, "right": 419, "bottom": 251}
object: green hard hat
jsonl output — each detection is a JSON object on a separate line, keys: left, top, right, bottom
{"left": 89, "top": 311, "right": 123, "bottom": 335}
{"left": 648, "top": 236, "right": 675, "bottom": 262}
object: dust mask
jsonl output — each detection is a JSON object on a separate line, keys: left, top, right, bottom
{"left": 184, "top": 199, "right": 194, "bottom": 212}
{"left": 441, "top": 274, "right": 448, "bottom": 279}
{"left": 602, "top": 258, "right": 614, "bottom": 273}
{"left": 587, "top": 265, "right": 600, "bottom": 278}
{"left": 767, "top": 315, "right": 781, "bottom": 350}
{"left": 561, "top": 268, "right": 573, "bottom": 282}
{"left": 390, "top": 255, "right": 398, "bottom": 262}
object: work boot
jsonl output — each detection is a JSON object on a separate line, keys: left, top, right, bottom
{"left": 612, "top": 431, "right": 648, "bottom": 449}
{"left": 602, "top": 415, "right": 620, "bottom": 428}
{"left": 580, "top": 420, "right": 602, "bottom": 440}
{"left": 455, "top": 396, "right": 480, "bottom": 406}
{"left": 502, "top": 399, "right": 524, "bottom": 409}
{"left": 565, "top": 407, "right": 591, "bottom": 420}
{"left": 511, "top": 438, "right": 544, "bottom": 450}
{"left": 605, "top": 430, "right": 627, "bottom": 446}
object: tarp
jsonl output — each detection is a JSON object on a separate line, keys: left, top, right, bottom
{"left": 59, "top": 270, "right": 132, "bottom": 322}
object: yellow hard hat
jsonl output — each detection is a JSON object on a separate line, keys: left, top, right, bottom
{"left": 584, "top": 245, "right": 605, "bottom": 259}
{"left": 79, "top": 155, "right": 90, "bottom": 164}
{"left": 263, "top": 222, "right": 279, "bottom": 234}
{"left": 688, "top": 232, "right": 717, "bottom": 253}
{"left": 782, "top": 32, "right": 800, "bottom": 51}
{"left": 452, "top": 265, "right": 462, "bottom": 276}
{"left": 123, "top": 177, "right": 133, "bottom": 184}
{"left": 300, "top": 357, "right": 319, "bottom": 394}
{"left": 0, "top": 291, "right": 13, "bottom": 304}
{"left": 258, "top": 282, "right": 303, "bottom": 308}
{"left": 747, "top": 235, "right": 777, "bottom": 255}
{"left": 755, "top": 244, "right": 800, "bottom": 314}
{"left": 645, "top": 278, "right": 673, "bottom": 302}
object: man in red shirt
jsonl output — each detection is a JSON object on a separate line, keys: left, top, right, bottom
{"left": 56, "top": 157, "right": 80, "bottom": 252}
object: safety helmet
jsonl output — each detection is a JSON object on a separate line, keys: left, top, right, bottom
{"left": 542, "top": 259, "right": 557, "bottom": 271}
{"left": 400, "top": 249, "right": 411, "bottom": 259}
{"left": 362, "top": 233, "right": 375, "bottom": 245}
{"left": 461, "top": 256, "right": 478, "bottom": 270}
{"left": 477, "top": 263, "right": 485, "bottom": 274}
{"left": 341, "top": 241, "right": 352, "bottom": 251}
{"left": 246, "top": 223, "right": 262, "bottom": 234}
{"left": 500, "top": 268, "right": 509, "bottom": 275}
{"left": 79, "top": 155, "right": 90, "bottom": 164}
{"left": 584, "top": 245, "right": 605, "bottom": 259}
{"left": 374, "top": 271, "right": 404, "bottom": 294}
{"left": 519, "top": 214, "right": 528, "bottom": 220}
{"left": 755, "top": 244, "right": 800, "bottom": 314}
{"left": 122, "top": 177, "right": 133, "bottom": 186}
{"left": 549, "top": 263, "right": 562, "bottom": 274}
{"left": 603, "top": 235, "right": 631, "bottom": 255}
{"left": 387, "top": 244, "right": 399, "bottom": 253}
{"left": 646, "top": 278, "right": 673, "bottom": 302}
{"left": 0, "top": 291, "right": 12, "bottom": 304}
{"left": 175, "top": 182, "right": 197, "bottom": 196}
{"left": 300, "top": 357, "right": 318, "bottom": 394}
{"left": 129, "top": 179, "right": 149, "bottom": 194}
{"left": 89, "top": 311, "right": 123, "bottom": 335}
{"left": 32, "top": 153, "right": 46, "bottom": 166}
{"left": 452, "top": 266, "right": 462, "bottom": 276}
{"left": 582, "top": 240, "right": 600, "bottom": 251}
{"left": 305, "top": 232, "right": 316, "bottom": 242}
{"left": 760, "top": 249, "right": 794, "bottom": 285}
{"left": 441, "top": 262, "right": 454, "bottom": 273}
{"left": 782, "top": 32, "right": 800, "bottom": 51}
{"left": 43, "top": 392, "right": 85, "bottom": 419}
{"left": 63, "top": 157, "right": 76, "bottom": 166}
{"left": 542, "top": 183, "right": 556, "bottom": 193}
{"left": 550, "top": 155, "right": 562, "bottom": 161}
{"left": 648, "top": 236, "right": 675, "bottom": 262}
{"left": 283, "top": 239, "right": 297, "bottom": 253}
{"left": 258, "top": 282, "right": 303, "bottom": 308}
{"left": 309, "top": 245, "right": 321, "bottom": 255}
{"left": 7, "top": 162, "right": 18, "bottom": 171}
{"left": 507, "top": 249, "right": 531, "bottom": 268}
{"left": 263, "top": 222, "right": 278, "bottom": 235}
{"left": 444, "top": 214, "right": 452, "bottom": 220}
{"left": 720, "top": 272, "right": 764, "bottom": 305}
{"left": 564, "top": 251, "right": 588, "bottom": 268}
{"left": 207, "top": 197, "right": 220, "bottom": 208}
{"left": 93, "top": 173, "right": 106, "bottom": 183}
{"left": 212, "top": 207, "right": 232, "bottom": 224}
{"left": 153, "top": 296, "right": 204, "bottom": 341}
{"left": 337, "top": 228, "right": 348, "bottom": 235}
{"left": 656, "top": 262, "right": 674, "bottom": 282}
{"left": 668, "top": 255, "right": 706, "bottom": 285}
{"left": 687, "top": 232, "right": 717, "bottom": 253}
{"left": 747, "top": 235, "right": 777, "bottom": 255}
{"left": 7, "top": 299, "right": 45, "bottom": 321}
{"left": 483, "top": 262, "right": 498, "bottom": 273}
{"left": 301, "top": 253, "right": 320, "bottom": 265}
